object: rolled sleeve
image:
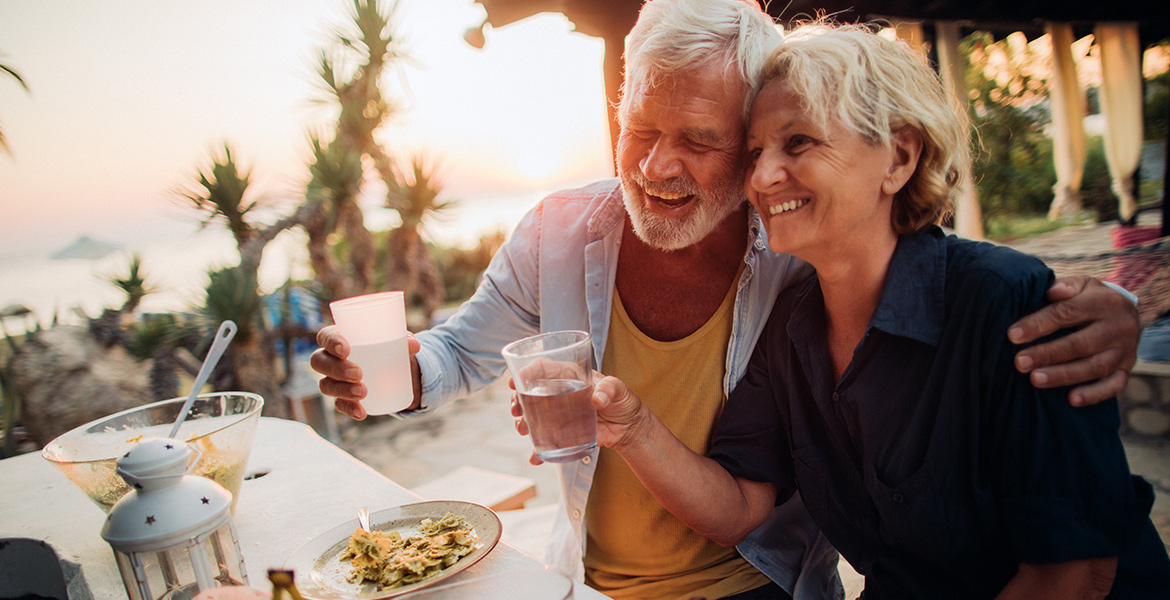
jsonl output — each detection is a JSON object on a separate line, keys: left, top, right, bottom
{"left": 1003, "top": 476, "right": 1155, "bottom": 564}
{"left": 709, "top": 323, "right": 796, "bottom": 500}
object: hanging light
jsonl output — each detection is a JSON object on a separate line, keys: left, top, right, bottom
{"left": 101, "top": 437, "right": 249, "bottom": 600}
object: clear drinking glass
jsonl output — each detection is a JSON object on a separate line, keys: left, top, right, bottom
{"left": 502, "top": 330, "right": 597, "bottom": 463}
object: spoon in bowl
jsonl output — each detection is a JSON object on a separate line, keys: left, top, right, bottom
{"left": 168, "top": 320, "right": 238, "bottom": 440}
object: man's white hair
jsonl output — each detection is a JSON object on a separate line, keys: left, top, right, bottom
{"left": 619, "top": 0, "right": 781, "bottom": 124}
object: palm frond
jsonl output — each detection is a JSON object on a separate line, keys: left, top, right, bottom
{"left": 178, "top": 145, "right": 264, "bottom": 244}
{"left": 1, "top": 59, "right": 30, "bottom": 157}
{"left": 0, "top": 62, "right": 28, "bottom": 92}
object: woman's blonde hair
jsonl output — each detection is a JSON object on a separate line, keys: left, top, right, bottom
{"left": 754, "top": 23, "right": 972, "bottom": 233}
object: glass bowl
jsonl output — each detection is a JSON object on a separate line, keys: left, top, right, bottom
{"left": 41, "top": 392, "right": 263, "bottom": 513}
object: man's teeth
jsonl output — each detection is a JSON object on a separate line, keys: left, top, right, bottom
{"left": 650, "top": 190, "right": 688, "bottom": 200}
{"left": 768, "top": 198, "right": 808, "bottom": 215}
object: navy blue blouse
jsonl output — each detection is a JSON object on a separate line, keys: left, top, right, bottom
{"left": 710, "top": 227, "right": 1170, "bottom": 598}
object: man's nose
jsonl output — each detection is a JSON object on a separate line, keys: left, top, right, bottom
{"left": 639, "top": 140, "right": 684, "bottom": 181}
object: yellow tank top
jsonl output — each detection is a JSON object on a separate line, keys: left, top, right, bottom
{"left": 584, "top": 272, "right": 771, "bottom": 599}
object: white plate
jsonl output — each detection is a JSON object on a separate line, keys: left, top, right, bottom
{"left": 284, "top": 501, "right": 502, "bottom": 599}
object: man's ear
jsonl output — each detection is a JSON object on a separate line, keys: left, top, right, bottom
{"left": 881, "top": 126, "right": 923, "bottom": 196}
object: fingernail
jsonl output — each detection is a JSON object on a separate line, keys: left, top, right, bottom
{"left": 351, "top": 384, "right": 364, "bottom": 397}
{"left": 346, "top": 367, "right": 361, "bottom": 380}
{"left": 1016, "top": 355, "right": 1033, "bottom": 371}
{"left": 1069, "top": 392, "right": 1083, "bottom": 407}
{"left": 1032, "top": 371, "right": 1048, "bottom": 386}
{"left": 1008, "top": 327, "right": 1023, "bottom": 343}
{"left": 334, "top": 343, "right": 345, "bottom": 355}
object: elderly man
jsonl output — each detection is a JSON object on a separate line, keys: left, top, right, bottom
{"left": 312, "top": 0, "right": 1141, "bottom": 597}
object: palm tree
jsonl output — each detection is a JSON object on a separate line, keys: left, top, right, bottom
{"left": 385, "top": 157, "right": 454, "bottom": 327}
{"left": 89, "top": 254, "right": 158, "bottom": 349}
{"left": 1, "top": 56, "right": 29, "bottom": 156}
{"left": 179, "top": 147, "right": 302, "bottom": 418}
{"left": 107, "top": 254, "right": 156, "bottom": 314}
{"left": 306, "top": 0, "right": 402, "bottom": 299}
{"left": 303, "top": 134, "right": 365, "bottom": 300}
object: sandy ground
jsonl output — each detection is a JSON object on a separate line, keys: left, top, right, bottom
{"left": 324, "top": 210, "right": 1169, "bottom": 599}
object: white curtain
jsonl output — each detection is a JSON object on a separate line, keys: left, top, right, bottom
{"left": 935, "top": 21, "right": 985, "bottom": 239}
{"left": 1045, "top": 22, "right": 1088, "bottom": 220}
{"left": 1095, "top": 22, "right": 1144, "bottom": 222}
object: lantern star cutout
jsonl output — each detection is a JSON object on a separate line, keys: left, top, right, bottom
{"left": 145, "top": 515, "right": 156, "bottom": 525}
{"left": 202, "top": 497, "right": 210, "bottom": 505}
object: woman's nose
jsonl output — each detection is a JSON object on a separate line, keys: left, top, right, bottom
{"left": 749, "top": 153, "right": 788, "bottom": 191}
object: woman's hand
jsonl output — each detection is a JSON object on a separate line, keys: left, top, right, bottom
{"left": 591, "top": 375, "right": 655, "bottom": 453}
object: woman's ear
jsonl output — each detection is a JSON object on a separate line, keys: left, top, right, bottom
{"left": 881, "top": 126, "right": 923, "bottom": 196}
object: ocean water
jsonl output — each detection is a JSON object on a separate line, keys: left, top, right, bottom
{"left": 0, "top": 190, "right": 549, "bottom": 335}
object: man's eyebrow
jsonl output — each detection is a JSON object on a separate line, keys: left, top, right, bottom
{"left": 682, "top": 127, "right": 726, "bottom": 147}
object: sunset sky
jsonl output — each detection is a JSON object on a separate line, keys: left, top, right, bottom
{"left": 0, "top": 0, "right": 616, "bottom": 256}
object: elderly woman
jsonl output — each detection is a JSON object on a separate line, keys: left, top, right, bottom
{"left": 591, "top": 24, "right": 1170, "bottom": 599}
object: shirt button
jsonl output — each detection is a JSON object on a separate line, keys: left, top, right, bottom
{"left": 892, "top": 493, "right": 905, "bottom": 504}
{"left": 582, "top": 455, "right": 591, "bottom": 465}
{"left": 831, "top": 392, "right": 840, "bottom": 402}
{"left": 754, "top": 239, "right": 765, "bottom": 250}
{"left": 572, "top": 509, "right": 582, "bottom": 520}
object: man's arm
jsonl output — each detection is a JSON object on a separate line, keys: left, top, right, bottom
{"left": 311, "top": 199, "right": 554, "bottom": 420}
{"left": 1009, "top": 276, "right": 1140, "bottom": 406}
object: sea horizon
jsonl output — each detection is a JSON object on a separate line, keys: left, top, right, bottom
{"left": 0, "top": 187, "right": 562, "bottom": 333}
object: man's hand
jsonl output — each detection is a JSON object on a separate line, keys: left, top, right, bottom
{"left": 1009, "top": 275, "right": 1140, "bottom": 407}
{"left": 310, "top": 325, "right": 422, "bottom": 420}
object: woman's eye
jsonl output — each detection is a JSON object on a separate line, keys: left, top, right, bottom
{"left": 787, "top": 135, "right": 812, "bottom": 152}
{"left": 746, "top": 148, "right": 761, "bottom": 166}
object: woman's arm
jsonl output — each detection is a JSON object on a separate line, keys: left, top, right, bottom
{"left": 592, "top": 375, "right": 777, "bottom": 546}
{"left": 996, "top": 558, "right": 1117, "bottom": 600}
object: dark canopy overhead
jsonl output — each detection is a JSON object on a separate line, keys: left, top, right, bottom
{"left": 473, "top": 0, "right": 1170, "bottom": 45}
{"left": 772, "top": 0, "right": 1170, "bottom": 42}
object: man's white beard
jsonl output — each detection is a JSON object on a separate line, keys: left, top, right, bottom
{"left": 620, "top": 167, "right": 745, "bottom": 252}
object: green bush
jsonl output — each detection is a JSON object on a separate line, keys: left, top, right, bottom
{"left": 971, "top": 103, "right": 1057, "bottom": 223}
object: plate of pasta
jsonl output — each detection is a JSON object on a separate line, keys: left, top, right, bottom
{"left": 285, "top": 501, "right": 502, "bottom": 599}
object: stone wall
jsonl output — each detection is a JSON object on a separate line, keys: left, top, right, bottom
{"left": 1121, "top": 361, "right": 1170, "bottom": 439}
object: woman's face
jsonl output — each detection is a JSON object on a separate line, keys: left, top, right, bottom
{"left": 744, "top": 79, "right": 906, "bottom": 262}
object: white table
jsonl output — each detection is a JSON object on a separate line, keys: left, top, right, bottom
{"left": 0, "top": 418, "right": 604, "bottom": 599}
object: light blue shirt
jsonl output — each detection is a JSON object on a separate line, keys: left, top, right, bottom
{"left": 411, "top": 179, "right": 842, "bottom": 598}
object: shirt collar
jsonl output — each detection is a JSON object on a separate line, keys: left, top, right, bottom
{"left": 868, "top": 225, "right": 948, "bottom": 347}
{"left": 586, "top": 178, "right": 627, "bottom": 241}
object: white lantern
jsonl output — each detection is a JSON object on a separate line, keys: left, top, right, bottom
{"left": 101, "top": 437, "right": 249, "bottom": 600}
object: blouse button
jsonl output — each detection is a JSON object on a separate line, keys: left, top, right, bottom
{"left": 892, "top": 493, "right": 905, "bottom": 504}
{"left": 582, "top": 455, "right": 591, "bottom": 465}
{"left": 572, "top": 509, "right": 582, "bottom": 520}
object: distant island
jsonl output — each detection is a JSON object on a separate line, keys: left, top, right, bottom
{"left": 50, "top": 236, "right": 122, "bottom": 260}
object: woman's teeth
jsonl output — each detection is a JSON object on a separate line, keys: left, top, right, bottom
{"left": 768, "top": 198, "right": 808, "bottom": 215}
